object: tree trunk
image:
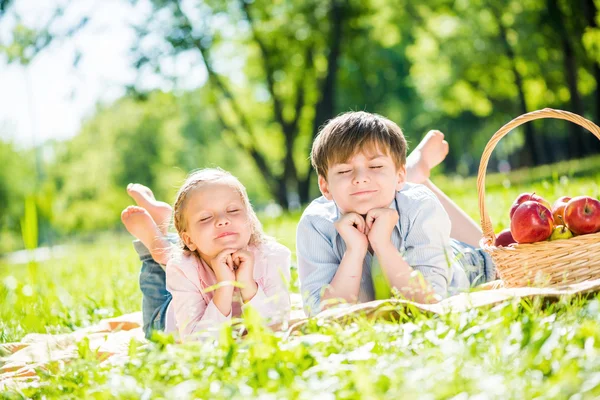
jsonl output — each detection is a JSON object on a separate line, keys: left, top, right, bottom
{"left": 563, "top": 38, "right": 589, "bottom": 158}
{"left": 584, "top": 0, "right": 600, "bottom": 153}
{"left": 275, "top": 179, "right": 289, "bottom": 210}
{"left": 547, "top": 0, "right": 588, "bottom": 159}
{"left": 298, "top": 0, "right": 345, "bottom": 204}
{"left": 297, "top": 176, "right": 311, "bottom": 206}
{"left": 282, "top": 131, "right": 297, "bottom": 210}
{"left": 492, "top": 7, "right": 539, "bottom": 166}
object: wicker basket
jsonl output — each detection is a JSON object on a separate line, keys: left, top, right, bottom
{"left": 478, "top": 108, "right": 600, "bottom": 288}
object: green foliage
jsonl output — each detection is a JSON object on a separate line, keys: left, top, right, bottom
{"left": 44, "top": 90, "right": 272, "bottom": 236}
{"left": 0, "top": 140, "right": 36, "bottom": 254}
{"left": 4, "top": 291, "right": 600, "bottom": 398}
{"left": 1, "top": 167, "right": 600, "bottom": 397}
{"left": 1, "top": 0, "right": 600, "bottom": 238}
{"left": 0, "top": 236, "right": 141, "bottom": 342}
{"left": 435, "top": 155, "right": 600, "bottom": 231}
{"left": 20, "top": 195, "right": 37, "bottom": 250}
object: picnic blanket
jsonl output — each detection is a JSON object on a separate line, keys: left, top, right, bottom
{"left": 2, "top": 279, "right": 600, "bottom": 390}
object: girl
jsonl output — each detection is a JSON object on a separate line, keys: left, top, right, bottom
{"left": 121, "top": 168, "right": 291, "bottom": 341}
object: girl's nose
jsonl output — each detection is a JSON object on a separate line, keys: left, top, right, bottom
{"left": 215, "top": 215, "right": 231, "bottom": 227}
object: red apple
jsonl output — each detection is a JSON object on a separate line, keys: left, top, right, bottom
{"left": 510, "top": 192, "right": 552, "bottom": 219}
{"left": 563, "top": 196, "right": 600, "bottom": 235}
{"left": 495, "top": 228, "right": 516, "bottom": 247}
{"left": 551, "top": 196, "right": 571, "bottom": 222}
{"left": 510, "top": 201, "right": 554, "bottom": 243}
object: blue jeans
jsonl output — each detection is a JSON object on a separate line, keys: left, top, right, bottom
{"left": 134, "top": 235, "right": 176, "bottom": 339}
{"left": 449, "top": 239, "right": 497, "bottom": 288}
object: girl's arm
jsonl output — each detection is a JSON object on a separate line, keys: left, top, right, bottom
{"left": 166, "top": 257, "right": 234, "bottom": 340}
{"left": 242, "top": 244, "right": 291, "bottom": 324}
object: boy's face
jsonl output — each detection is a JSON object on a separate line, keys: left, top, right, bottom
{"left": 318, "top": 147, "right": 406, "bottom": 215}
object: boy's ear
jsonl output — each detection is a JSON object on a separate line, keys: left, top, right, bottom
{"left": 396, "top": 166, "right": 407, "bottom": 191}
{"left": 318, "top": 175, "right": 334, "bottom": 200}
{"left": 181, "top": 232, "right": 197, "bottom": 251}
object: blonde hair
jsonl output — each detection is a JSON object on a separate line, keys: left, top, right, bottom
{"left": 311, "top": 111, "right": 407, "bottom": 178}
{"left": 172, "top": 168, "right": 267, "bottom": 258}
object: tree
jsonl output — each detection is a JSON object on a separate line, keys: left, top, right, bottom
{"left": 129, "top": 0, "right": 362, "bottom": 208}
{"left": 3, "top": 0, "right": 600, "bottom": 210}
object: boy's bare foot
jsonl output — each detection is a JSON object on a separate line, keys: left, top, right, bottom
{"left": 126, "top": 183, "right": 173, "bottom": 235}
{"left": 406, "top": 130, "right": 449, "bottom": 184}
{"left": 121, "top": 206, "right": 170, "bottom": 265}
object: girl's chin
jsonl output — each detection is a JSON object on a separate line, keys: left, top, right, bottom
{"left": 213, "top": 240, "right": 244, "bottom": 253}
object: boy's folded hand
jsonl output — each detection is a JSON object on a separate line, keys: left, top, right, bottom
{"left": 365, "top": 208, "right": 399, "bottom": 252}
{"left": 334, "top": 212, "right": 369, "bottom": 254}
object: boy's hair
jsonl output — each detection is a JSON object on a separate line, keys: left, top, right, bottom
{"left": 172, "top": 168, "right": 267, "bottom": 258}
{"left": 311, "top": 111, "right": 407, "bottom": 178}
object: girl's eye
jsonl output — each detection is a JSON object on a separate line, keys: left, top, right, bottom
{"left": 228, "top": 209, "right": 239, "bottom": 213}
{"left": 199, "top": 216, "right": 211, "bottom": 222}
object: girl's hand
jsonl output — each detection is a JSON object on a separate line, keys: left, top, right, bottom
{"left": 209, "top": 248, "right": 237, "bottom": 284}
{"left": 233, "top": 248, "right": 258, "bottom": 302}
{"left": 232, "top": 248, "right": 255, "bottom": 285}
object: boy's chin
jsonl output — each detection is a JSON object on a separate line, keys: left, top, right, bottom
{"left": 343, "top": 201, "right": 391, "bottom": 216}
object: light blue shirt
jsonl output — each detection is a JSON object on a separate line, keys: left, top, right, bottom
{"left": 296, "top": 182, "right": 470, "bottom": 316}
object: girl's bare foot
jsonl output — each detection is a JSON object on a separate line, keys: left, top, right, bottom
{"left": 126, "top": 183, "right": 173, "bottom": 235}
{"left": 406, "top": 130, "right": 449, "bottom": 184}
{"left": 121, "top": 206, "right": 171, "bottom": 265}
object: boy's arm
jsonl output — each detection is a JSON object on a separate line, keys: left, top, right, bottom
{"left": 367, "top": 194, "right": 452, "bottom": 303}
{"left": 296, "top": 214, "right": 367, "bottom": 316}
{"left": 371, "top": 240, "right": 439, "bottom": 303}
{"left": 367, "top": 208, "right": 440, "bottom": 303}
{"left": 321, "top": 246, "right": 366, "bottom": 307}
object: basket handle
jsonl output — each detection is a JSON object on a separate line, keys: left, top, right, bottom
{"left": 477, "top": 108, "right": 600, "bottom": 245}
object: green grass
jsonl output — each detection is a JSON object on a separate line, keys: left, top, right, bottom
{"left": 2, "top": 160, "right": 600, "bottom": 398}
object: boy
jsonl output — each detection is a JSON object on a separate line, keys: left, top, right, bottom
{"left": 297, "top": 111, "right": 496, "bottom": 316}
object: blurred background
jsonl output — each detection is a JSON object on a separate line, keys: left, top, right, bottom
{"left": 1, "top": 0, "right": 600, "bottom": 254}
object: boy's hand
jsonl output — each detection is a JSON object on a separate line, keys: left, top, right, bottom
{"left": 365, "top": 208, "right": 399, "bottom": 253}
{"left": 334, "top": 212, "right": 369, "bottom": 254}
{"left": 209, "top": 248, "right": 237, "bottom": 284}
{"left": 232, "top": 248, "right": 255, "bottom": 285}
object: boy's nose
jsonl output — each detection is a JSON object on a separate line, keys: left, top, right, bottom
{"left": 352, "top": 170, "right": 370, "bottom": 184}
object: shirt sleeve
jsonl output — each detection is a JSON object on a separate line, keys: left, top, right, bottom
{"left": 241, "top": 244, "right": 291, "bottom": 324}
{"left": 402, "top": 193, "right": 453, "bottom": 298}
{"left": 166, "top": 257, "right": 231, "bottom": 341}
{"left": 296, "top": 215, "right": 341, "bottom": 316}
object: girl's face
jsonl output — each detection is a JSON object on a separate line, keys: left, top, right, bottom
{"left": 180, "top": 182, "right": 252, "bottom": 261}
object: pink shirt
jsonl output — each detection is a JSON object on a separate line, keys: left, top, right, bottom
{"left": 165, "top": 240, "right": 291, "bottom": 341}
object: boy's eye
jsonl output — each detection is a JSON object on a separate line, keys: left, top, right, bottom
{"left": 370, "top": 165, "right": 383, "bottom": 169}
{"left": 338, "top": 170, "right": 351, "bottom": 174}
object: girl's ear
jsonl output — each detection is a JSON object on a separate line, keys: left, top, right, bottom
{"left": 181, "top": 232, "right": 197, "bottom": 251}
{"left": 318, "top": 175, "right": 333, "bottom": 200}
{"left": 396, "top": 166, "right": 407, "bottom": 191}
